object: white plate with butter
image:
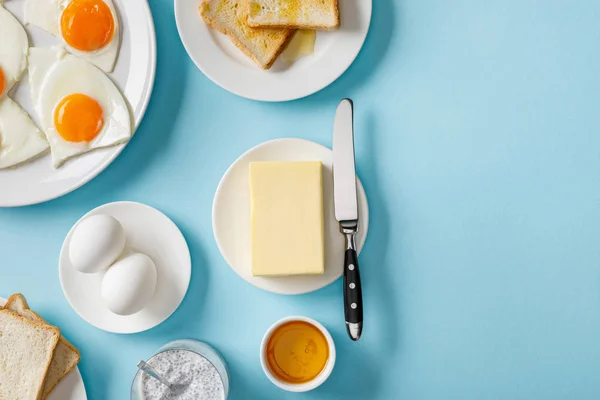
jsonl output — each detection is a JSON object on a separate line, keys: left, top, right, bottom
{"left": 0, "top": 297, "right": 88, "bottom": 400}
{"left": 174, "top": 0, "right": 372, "bottom": 101}
{"left": 212, "top": 138, "right": 368, "bottom": 295}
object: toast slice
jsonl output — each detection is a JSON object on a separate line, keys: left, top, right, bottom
{"left": 247, "top": 0, "right": 340, "bottom": 30}
{"left": 5, "top": 294, "right": 81, "bottom": 399}
{"left": 0, "top": 309, "right": 60, "bottom": 400}
{"left": 200, "top": 0, "right": 294, "bottom": 69}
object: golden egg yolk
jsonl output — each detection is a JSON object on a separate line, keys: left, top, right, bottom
{"left": 54, "top": 94, "right": 104, "bottom": 142}
{"left": 61, "top": 0, "right": 114, "bottom": 52}
{"left": 0, "top": 68, "right": 5, "bottom": 96}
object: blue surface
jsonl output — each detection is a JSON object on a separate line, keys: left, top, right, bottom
{"left": 2, "top": 0, "right": 600, "bottom": 398}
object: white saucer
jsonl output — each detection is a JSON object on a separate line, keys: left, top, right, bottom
{"left": 212, "top": 138, "right": 369, "bottom": 295}
{"left": 59, "top": 202, "right": 191, "bottom": 334}
{"left": 174, "top": 0, "right": 372, "bottom": 101}
{"left": 0, "top": 297, "right": 88, "bottom": 400}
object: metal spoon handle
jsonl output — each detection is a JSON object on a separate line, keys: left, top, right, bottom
{"left": 137, "top": 360, "right": 172, "bottom": 389}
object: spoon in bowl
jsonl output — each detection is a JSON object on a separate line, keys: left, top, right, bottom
{"left": 137, "top": 360, "right": 172, "bottom": 390}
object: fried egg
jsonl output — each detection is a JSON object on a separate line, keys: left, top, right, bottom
{"left": 25, "top": 0, "right": 120, "bottom": 72}
{"left": 0, "top": 96, "right": 49, "bottom": 169}
{"left": 29, "top": 47, "right": 131, "bottom": 167}
{"left": 0, "top": 4, "right": 29, "bottom": 97}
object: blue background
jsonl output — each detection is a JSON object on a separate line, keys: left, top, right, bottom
{"left": 2, "top": 0, "right": 600, "bottom": 398}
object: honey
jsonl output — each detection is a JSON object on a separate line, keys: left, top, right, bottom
{"left": 265, "top": 320, "right": 329, "bottom": 384}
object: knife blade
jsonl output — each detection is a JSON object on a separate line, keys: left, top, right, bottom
{"left": 333, "top": 99, "right": 358, "bottom": 223}
{"left": 333, "top": 98, "right": 363, "bottom": 341}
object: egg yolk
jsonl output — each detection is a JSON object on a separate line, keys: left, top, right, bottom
{"left": 61, "top": 0, "right": 114, "bottom": 52}
{"left": 0, "top": 68, "right": 5, "bottom": 96}
{"left": 54, "top": 94, "right": 104, "bottom": 142}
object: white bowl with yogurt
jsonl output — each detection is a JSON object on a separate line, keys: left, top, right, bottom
{"left": 131, "top": 340, "right": 229, "bottom": 400}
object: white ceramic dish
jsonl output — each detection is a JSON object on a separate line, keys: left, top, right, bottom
{"left": 0, "top": 0, "right": 157, "bottom": 207}
{"left": 212, "top": 138, "right": 368, "bottom": 295}
{"left": 174, "top": 0, "right": 372, "bottom": 101}
{"left": 0, "top": 297, "right": 88, "bottom": 400}
{"left": 59, "top": 202, "right": 192, "bottom": 334}
{"left": 260, "top": 316, "right": 336, "bottom": 392}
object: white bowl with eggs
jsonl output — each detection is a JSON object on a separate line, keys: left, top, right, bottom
{"left": 59, "top": 201, "right": 192, "bottom": 333}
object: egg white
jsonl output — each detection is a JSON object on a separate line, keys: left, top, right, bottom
{"left": 0, "top": 4, "right": 29, "bottom": 96}
{"left": 0, "top": 96, "right": 49, "bottom": 169}
{"left": 25, "top": 0, "right": 120, "bottom": 72}
{"left": 28, "top": 47, "right": 131, "bottom": 168}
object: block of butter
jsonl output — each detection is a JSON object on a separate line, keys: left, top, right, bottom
{"left": 250, "top": 161, "right": 325, "bottom": 276}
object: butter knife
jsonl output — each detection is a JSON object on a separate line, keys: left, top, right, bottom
{"left": 333, "top": 98, "right": 363, "bottom": 341}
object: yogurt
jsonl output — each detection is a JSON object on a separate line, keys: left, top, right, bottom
{"left": 140, "top": 350, "right": 225, "bottom": 400}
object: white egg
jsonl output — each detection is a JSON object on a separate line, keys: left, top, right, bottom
{"left": 101, "top": 253, "right": 157, "bottom": 316}
{"left": 69, "top": 214, "right": 126, "bottom": 273}
{"left": 0, "top": 4, "right": 29, "bottom": 97}
{"left": 0, "top": 96, "right": 48, "bottom": 169}
{"left": 24, "top": 0, "right": 120, "bottom": 72}
{"left": 28, "top": 47, "right": 131, "bottom": 167}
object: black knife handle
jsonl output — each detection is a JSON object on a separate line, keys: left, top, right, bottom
{"left": 342, "top": 226, "right": 363, "bottom": 341}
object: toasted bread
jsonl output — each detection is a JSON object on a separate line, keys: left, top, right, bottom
{"left": 200, "top": 0, "right": 294, "bottom": 69}
{"left": 247, "top": 0, "right": 340, "bottom": 30}
{"left": 0, "top": 309, "right": 60, "bottom": 400}
{"left": 6, "top": 294, "right": 81, "bottom": 399}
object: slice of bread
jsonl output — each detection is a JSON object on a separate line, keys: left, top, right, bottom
{"left": 200, "top": 0, "right": 294, "bottom": 69}
{"left": 5, "top": 294, "right": 81, "bottom": 399}
{"left": 247, "top": 0, "right": 340, "bottom": 30}
{"left": 0, "top": 309, "right": 60, "bottom": 400}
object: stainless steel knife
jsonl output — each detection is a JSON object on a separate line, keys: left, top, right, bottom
{"left": 333, "top": 98, "right": 363, "bottom": 341}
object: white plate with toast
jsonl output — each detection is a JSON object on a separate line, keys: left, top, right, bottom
{"left": 175, "top": 0, "right": 372, "bottom": 101}
{"left": 212, "top": 138, "right": 369, "bottom": 294}
{"left": 0, "top": 297, "right": 87, "bottom": 400}
{"left": 0, "top": 0, "right": 156, "bottom": 207}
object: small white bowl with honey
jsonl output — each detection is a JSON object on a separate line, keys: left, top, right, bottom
{"left": 260, "top": 316, "right": 336, "bottom": 392}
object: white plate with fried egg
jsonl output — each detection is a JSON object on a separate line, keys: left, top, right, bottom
{"left": 0, "top": 0, "right": 156, "bottom": 207}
